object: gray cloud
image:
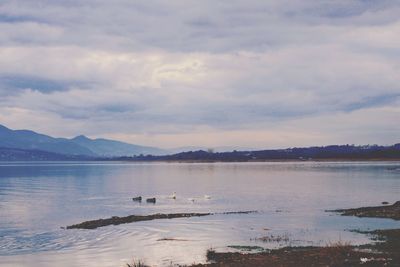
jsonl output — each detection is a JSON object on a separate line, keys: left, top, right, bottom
{"left": 0, "top": 75, "right": 85, "bottom": 95}
{"left": 1, "top": 0, "right": 398, "bottom": 51}
{"left": 0, "top": 0, "right": 399, "bottom": 147}
{"left": 342, "top": 93, "right": 400, "bottom": 112}
{"left": 0, "top": 13, "right": 44, "bottom": 23}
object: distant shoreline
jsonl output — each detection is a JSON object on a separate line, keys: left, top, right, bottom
{"left": 2, "top": 143, "right": 399, "bottom": 161}
{"left": 106, "top": 144, "right": 400, "bottom": 162}
{"left": 110, "top": 158, "right": 400, "bottom": 163}
{"left": 1, "top": 158, "right": 400, "bottom": 163}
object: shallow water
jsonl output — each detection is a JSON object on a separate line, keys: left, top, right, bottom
{"left": 0, "top": 161, "right": 399, "bottom": 266}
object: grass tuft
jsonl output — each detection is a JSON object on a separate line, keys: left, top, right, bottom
{"left": 206, "top": 248, "right": 217, "bottom": 262}
{"left": 126, "top": 259, "right": 148, "bottom": 267}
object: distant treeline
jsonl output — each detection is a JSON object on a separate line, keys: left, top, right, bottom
{"left": 113, "top": 144, "right": 400, "bottom": 162}
{"left": 1, "top": 144, "right": 399, "bottom": 161}
{"left": 0, "top": 147, "right": 92, "bottom": 161}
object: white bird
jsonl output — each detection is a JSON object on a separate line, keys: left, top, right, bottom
{"left": 169, "top": 192, "right": 177, "bottom": 199}
{"left": 188, "top": 198, "right": 195, "bottom": 203}
{"left": 204, "top": 195, "right": 211, "bottom": 199}
{"left": 360, "top": 258, "right": 371, "bottom": 263}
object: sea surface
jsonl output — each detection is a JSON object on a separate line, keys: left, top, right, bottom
{"left": 0, "top": 161, "right": 399, "bottom": 266}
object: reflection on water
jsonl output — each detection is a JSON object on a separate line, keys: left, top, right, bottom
{"left": 0, "top": 162, "right": 399, "bottom": 266}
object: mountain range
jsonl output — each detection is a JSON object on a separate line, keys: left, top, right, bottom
{"left": 1, "top": 124, "right": 399, "bottom": 161}
{"left": 0, "top": 124, "right": 166, "bottom": 158}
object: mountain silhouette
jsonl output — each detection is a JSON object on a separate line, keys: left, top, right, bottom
{"left": 0, "top": 124, "right": 165, "bottom": 157}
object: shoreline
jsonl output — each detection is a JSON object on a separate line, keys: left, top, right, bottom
{"left": 115, "top": 158, "right": 400, "bottom": 163}
{"left": 190, "top": 229, "right": 400, "bottom": 267}
{"left": 118, "top": 158, "right": 400, "bottom": 163}
{"left": 187, "top": 202, "right": 400, "bottom": 267}
{"left": 3, "top": 158, "right": 399, "bottom": 163}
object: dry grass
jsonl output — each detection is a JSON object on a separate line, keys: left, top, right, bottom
{"left": 326, "top": 240, "right": 352, "bottom": 249}
{"left": 126, "top": 259, "right": 148, "bottom": 267}
{"left": 253, "top": 233, "right": 290, "bottom": 243}
{"left": 206, "top": 248, "right": 218, "bottom": 262}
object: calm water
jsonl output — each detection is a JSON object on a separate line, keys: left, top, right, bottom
{"left": 0, "top": 161, "right": 399, "bottom": 266}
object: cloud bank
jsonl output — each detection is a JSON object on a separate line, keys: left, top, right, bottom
{"left": 0, "top": 0, "right": 399, "bottom": 148}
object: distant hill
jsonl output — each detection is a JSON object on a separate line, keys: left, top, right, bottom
{"left": 71, "top": 135, "right": 166, "bottom": 156}
{"left": 0, "top": 124, "right": 166, "bottom": 158}
{"left": 0, "top": 147, "right": 90, "bottom": 161}
{"left": 115, "top": 144, "right": 400, "bottom": 162}
{"left": 0, "top": 124, "right": 95, "bottom": 156}
{"left": 167, "top": 146, "right": 255, "bottom": 154}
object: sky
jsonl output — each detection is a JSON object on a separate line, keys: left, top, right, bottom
{"left": 0, "top": 0, "right": 399, "bottom": 149}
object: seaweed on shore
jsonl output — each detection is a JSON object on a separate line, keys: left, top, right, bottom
{"left": 66, "top": 210, "right": 258, "bottom": 230}
{"left": 221, "top": 211, "right": 257, "bottom": 215}
{"left": 328, "top": 201, "right": 400, "bottom": 220}
{"left": 66, "top": 212, "right": 211, "bottom": 229}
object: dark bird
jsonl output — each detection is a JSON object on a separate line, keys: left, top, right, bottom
{"left": 146, "top": 197, "right": 156, "bottom": 204}
{"left": 132, "top": 196, "right": 142, "bottom": 202}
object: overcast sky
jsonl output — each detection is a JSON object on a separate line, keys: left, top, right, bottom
{"left": 0, "top": 0, "right": 399, "bottom": 149}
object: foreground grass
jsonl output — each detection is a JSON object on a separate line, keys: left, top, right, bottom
{"left": 189, "top": 230, "right": 399, "bottom": 266}
{"left": 189, "top": 200, "right": 400, "bottom": 267}
{"left": 126, "top": 260, "right": 149, "bottom": 267}
{"left": 124, "top": 202, "right": 400, "bottom": 266}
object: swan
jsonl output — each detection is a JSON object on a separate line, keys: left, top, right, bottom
{"left": 204, "top": 195, "right": 211, "bottom": 199}
{"left": 169, "top": 192, "right": 177, "bottom": 199}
